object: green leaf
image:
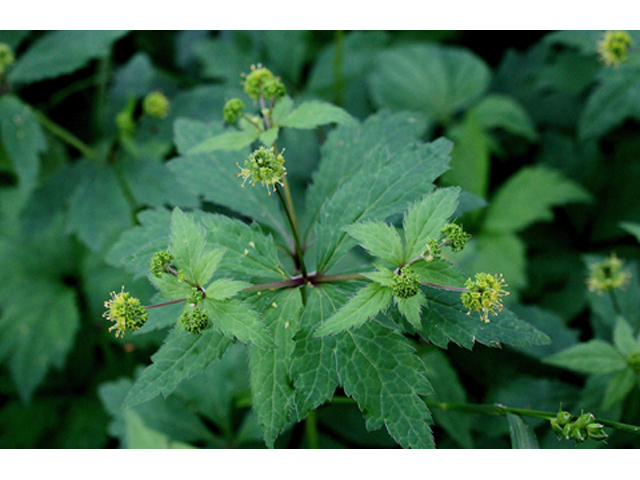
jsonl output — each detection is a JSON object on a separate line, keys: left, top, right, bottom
{"left": 169, "top": 208, "right": 224, "bottom": 286}
{"left": 411, "top": 257, "right": 467, "bottom": 288}
{"left": 620, "top": 222, "right": 640, "bottom": 243}
{"left": 315, "top": 138, "right": 452, "bottom": 272}
{"left": 484, "top": 165, "right": 592, "bottom": 233}
{"left": 200, "top": 213, "right": 287, "bottom": 281}
{"left": 578, "top": 63, "right": 640, "bottom": 140}
{"left": 344, "top": 221, "right": 404, "bottom": 266}
{"left": 248, "top": 289, "right": 303, "bottom": 447}
{"left": 105, "top": 208, "right": 172, "bottom": 279}
{"left": 419, "top": 349, "right": 474, "bottom": 448}
{"left": 8, "top": 30, "right": 128, "bottom": 84}
{"left": 123, "top": 328, "right": 232, "bottom": 408}
{"left": 205, "top": 278, "right": 250, "bottom": 301}
{"left": 314, "top": 283, "right": 392, "bottom": 337}
{"left": 124, "top": 409, "right": 195, "bottom": 449}
{"left": 187, "top": 129, "right": 259, "bottom": 153}
{"left": 544, "top": 340, "right": 627, "bottom": 375}
{"left": 394, "top": 294, "right": 425, "bottom": 330}
{"left": 421, "top": 289, "right": 551, "bottom": 349}
{"left": 0, "top": 279, "right": 79, "bottom": 403}
{"left": 613, "top": 317, "right": 638, "bottom": 357}
{"left": 170, "top": 119, "right": 288, "bottom": 237}
{"left": 66, "top": 159, "right": 133, "bottom": 251}
{"left": 603, "top": 368, "right": 638, "bottom": 410}
{"left": 302, "top": 110, "right": 429, "bottom": 239}
{"left": 291, "top": 284, "right": 349, "bottom": 419}
{"left": 369, "top": 44, "right": 490, "bottom": 121}
{"left": 204, "top": 298, "right": 274, "bottom": 349}
{"left": 0, "top": 95, "right": 46, "bottom": 193}
{"left": 507, "top": 413, "right": 540, "bottom": 449}
{"left": 279, "top": 100, "right": 358, "bottom": 129}
{"left": 403, "top": 187, "right": 461, "bottom": 262}
{"left": 336, "top": 321, "right": 434, "bottom": 448}
{"left": 470, "top": 94, "right": 538, "bottom": 141}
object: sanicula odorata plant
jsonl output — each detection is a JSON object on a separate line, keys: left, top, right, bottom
{"left": 1, "top": 30, "right": 640, "bottom": 450}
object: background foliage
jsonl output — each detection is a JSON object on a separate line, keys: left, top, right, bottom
{"left": 1, "top": 30, "right": 640, "bottom": 448}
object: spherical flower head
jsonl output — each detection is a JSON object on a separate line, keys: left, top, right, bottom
{"left": 598, "top": 30, "right": 633, "bottom": 67}
{"left": 151, "top": 250, "right": 174, "bottom": 278}
{"left": 116, "top": 109, "right": 136, "bottom": 138}
{"left": 142, "top": 91, "right": 170, "bottom": 119}
{"left": 237, "top": 146, "right": 287, "bottom": 195}
{"left": 242, "top": 64, "right": 286, "bottom": 100}
{"left": 422, "top": 238, "right": 442, "bottom": 262}
{"left": 392, "top": 265, "right": 421, "bottom": 299}
{"left": 0, "top": 43, "right": 15, "bottom": 76}
{"left": 103, "top": 287, "right": 148, "bottom": 338}
{"left": 223, "top": 98, "right": 245, "bottom": 124}
{"left": 187, "top": 287, "right": 205, "bottom": 306}
{"left": 179, "top": 306, "right": 209, "bottom": 334}
{"left": 441, "top": 222, "right": 471, "bottom": 253}
{"left": 586, "top": 253, "right": 631, "bottom": 293}
{"left": 461, "top": 272, "right": 509, "bottom": 323}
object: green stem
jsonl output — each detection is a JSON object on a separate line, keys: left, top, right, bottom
{"left": 275, "top": 184, "right": 307, "bottom": 279}
{"left": 305, "top": 409, "right": 320, "bottom": 449}
{"left": 608, "top": 289, "right": 623, "bottom": 317}
{"left": 332, "top": 30, "right": 345, "bottom": 107}
{"left": 34, "top": 111, "right": 97, "bottom": 160}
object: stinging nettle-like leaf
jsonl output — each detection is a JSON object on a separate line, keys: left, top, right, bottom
{"left": 204, "top": 298, "right": 275, "bottom": 349}
{"left": 403, "top": 187, "right": 461, "bottom": 262}
{"left": 336, "top": 321, "right": 435, "bottom": 448}
{"left": 344, "top": 221, "right": 404, "bottom": 267}
{"left": 314, "top": 282, "right": 392, "bottom": 337}
{"left": 249, "top": 289, "right": 303, "bottom": 447}
{"left": 123, "top": 328, "right": 232, "bottom": 409}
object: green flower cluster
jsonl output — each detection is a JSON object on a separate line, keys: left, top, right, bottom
{"left": 179, "top": 306, "right": 209, "bottom": 334}
{"left": 103, "top": 287, "right": 149, "bottom": 338}
{"left": 461, "top": 272, "right": 508, "bottom": 323}
{"left": 238, "top": 146, "right": 287, "bottom": 194}
{"left": 586, "top": 253, "right": 631, "bottom": 293}
{"left": 0, "top": 43, "right": 14, "bottom": 76}
{"left": 422, "top": 222, "right": 470, "bottom": 261}
{"left": 223, "top": 98, "right": 246, "bottom": 124}
{"left": 243, "top": 64, "right": 286, "bottom": 100}
{"left": 151, "top": 250, "right": 174, "bottom": 278}
{"left": 392, "top": 265, "right": 421, "bottom": 299}
{"left": 143, "top": 91, "right": 170, "bottom": 118}
{"left": 598, "top": 30, "right": 633, "bottom": 67}
{"left": 550, "top": 409, "right": 608, "bottom": 443}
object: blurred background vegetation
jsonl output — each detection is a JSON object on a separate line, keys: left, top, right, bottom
{"left": 1, "top": 30, "right": 639, "bottom": 448}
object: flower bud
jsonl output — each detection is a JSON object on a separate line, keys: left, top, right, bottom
{"left": 392, "top": 265, "right": 421, "bottom": 299}
{"left": 142, "top": 91, "right": 170, "bottom": 119}
{"left": 422, "top": 238, "right": 441, "bottom": 262}
{"left": 586, "top": 422, "right": 608, "bottom": 441}
{"left": 150, "top": 250, "right": 174, "bottom": 278}
{"left": 179, "top": 306, "right": 209, "bottom": 334}
{"left": 242, "top": 64, "right": 286, "bottom": 100}
{"left": 440, "top": 222, "right": 471, "bottom": 253}
{"left": 223, "top": 98, "right": 245, "bottom": 124}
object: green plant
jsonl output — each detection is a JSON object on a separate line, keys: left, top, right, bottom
{"left": 2, "top": 30, "right": 640, "bottom": 450}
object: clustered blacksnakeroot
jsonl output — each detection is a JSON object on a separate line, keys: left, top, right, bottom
{"left": 422, "top": 222, "right": 471, "bottom": 262}
{"left": 392, "top": 265, "right": 421, "bottom": 299}
{"left": 142, "top": 91, "right": 170, "bottom": 119}
{"left": 586, "top": 253, "right": 631, "bottom": 294}
{"left": 241, "top": 64, "right": 287, "bottom": 101}
{"left": 461, "top": 273, "right": 509, "bottom": 323}
{"left": 237, "top": 145, "right": 287, "bottom": 195}
{"left": 103, "top": 287, "right": 149, "bottom": 338}
{"left": 598, "top": 30, "right": 633, "bottom": 67}
{"left": 550, "top": 409, "right": 608, "bottom": 443}
{"left": 115, "top": 91, "right": 171, "bottom": 140}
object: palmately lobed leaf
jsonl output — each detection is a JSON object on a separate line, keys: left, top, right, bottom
{"left": 249, "top": 289, "right": 303, "bottom": 447}
{"left": 336, "top": 321, "right": 435, "bottom": 449}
